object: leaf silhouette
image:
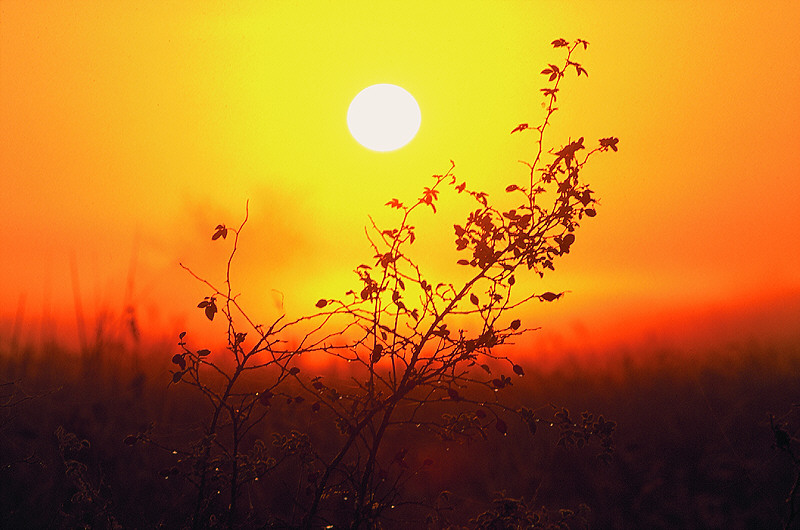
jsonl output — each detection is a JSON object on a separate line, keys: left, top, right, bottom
{"left": 558, "top": 233, "right": 576, "bottom": 254}
{"left": 420, "top": 187, "right": 439, "bottom": 213}
{"left": 171, "top": 354, "right": 186, "bottom": 370}
{"left": 599, "top": 136, "right": 620, "bottom": 152}
{"left": 552, "top": 137, "right": 585, "bottom": 168}
{"left": 539, "top": 292, "right": 562, "bottom": 302}
{"left": 541, "top": 87, "right": 559, "bottom": 100}
{"left": 371, "top": 344, "right": 383, "bottom": 363}
{"left": 204, "top": 302, "right": 217, "bottom": 321}
{"left": 212, "top": 225, "right": 228, "bottom": 241}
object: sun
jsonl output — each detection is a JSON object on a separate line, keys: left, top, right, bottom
{"left": 347, "top": 84, "right": 421, "bottom": 152}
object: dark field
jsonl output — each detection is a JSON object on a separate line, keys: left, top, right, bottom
{"left": 2, "top": 334, "right": 799, "bottom": 529}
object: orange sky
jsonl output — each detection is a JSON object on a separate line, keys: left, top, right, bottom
{"left": 2, "top": 1, "right": 799, "bottom": 354}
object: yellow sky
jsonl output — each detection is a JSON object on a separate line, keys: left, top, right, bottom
{"left": 2, "top": 1, "right": 799, "bottom": 351}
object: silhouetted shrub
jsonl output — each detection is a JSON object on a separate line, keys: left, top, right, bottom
{"left": 139, "top": 38, "right": 619, "bottom": 529}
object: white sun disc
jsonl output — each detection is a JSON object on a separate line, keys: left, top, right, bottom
{"left": 347, "top": 84, "right": 421, "bottom": 152}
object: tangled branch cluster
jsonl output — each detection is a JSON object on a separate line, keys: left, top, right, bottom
{"left": 129, "top": 38, "right": 619, "bottom": 529}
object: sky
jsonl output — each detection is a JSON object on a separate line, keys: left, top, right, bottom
{"left": 2, "top": 1, "right": 799, "bottom": 355}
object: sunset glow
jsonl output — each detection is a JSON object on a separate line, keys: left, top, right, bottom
{"left": 4, "top": 3, "right": 800, "bottom": 527}
{"left": 1, "top": 1, "right": 798, "bottom": 352}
